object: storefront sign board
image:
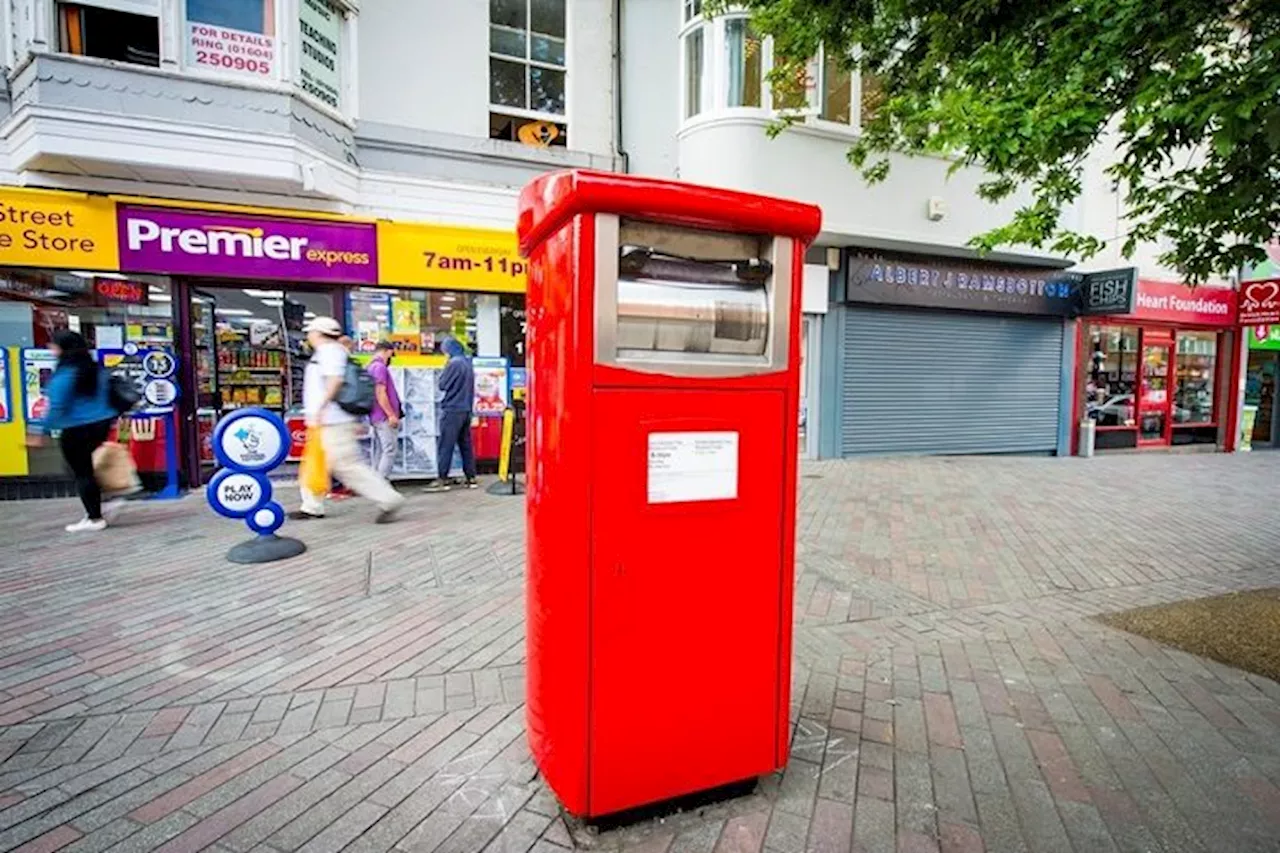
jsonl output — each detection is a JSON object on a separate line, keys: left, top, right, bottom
{"left": 117, "top": 205, "right": 377, "bottom": 284}
{"left": 1249, "top": 325, "right": 1280, "bottom": 350}
{"left": 0, "top": 188, "right": 118, "bottom": 271}
{"left": 845, "top": 251, "right": 1078, "bottom": 316}
{"left": 378, "top": 222, "right": 527, "bottom": 293}
{"left": 1077, "top": 267, "right": 1137, "bottom": 316}
{"left": 1130, "top": 279, "right": 1236, "bottom": 326}
{"left": 1238, "top": 278, "right": 1280, "bottom": 326}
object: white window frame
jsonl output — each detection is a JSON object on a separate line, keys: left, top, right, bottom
{"left": 678, "top": 5, "right": 709, "bottom": 121}
{"left": 487, "top": 0, "right": 569, "bottom": 127}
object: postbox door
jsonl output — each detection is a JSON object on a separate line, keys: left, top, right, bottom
{"left": 588, "top": 387, "right": 788, "bottom": 814}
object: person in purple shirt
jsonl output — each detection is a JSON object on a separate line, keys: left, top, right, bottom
{"left": 367, "top": 341, "right": 402, "bottom": 478}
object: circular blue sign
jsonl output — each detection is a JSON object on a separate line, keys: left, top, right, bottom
{"left": 212, "top": 408, "right": 290, "bottom": 473}
{"left": 207, "top": 469, "right": 272, "bottom": 520}
{"left": 245, "top": 501, "right": 286, "bottom": 536}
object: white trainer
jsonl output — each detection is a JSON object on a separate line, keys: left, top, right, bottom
{"left": 65, "top": 517, "right": 107, "bottom": 533}
{"left": 102, "top": 499, "right": 126, "bottom": 522}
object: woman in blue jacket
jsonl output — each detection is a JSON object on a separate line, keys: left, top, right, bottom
{"left": 29, "top": 330, "right": 120, "bottom": 532}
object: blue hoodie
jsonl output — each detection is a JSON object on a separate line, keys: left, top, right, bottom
{"left": 42, "top": 364, "right": 117, "bottom": 434}
{"left": 438, "top": 338, "right": 474, "bottom": 413}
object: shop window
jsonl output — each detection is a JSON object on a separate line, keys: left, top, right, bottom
{"left": 298, "top": 0, "right": 344, "bottom": 110}
{"left": 185, "top": 0, "right": 276, "bottom": 79}
{"left": 1174, "top": 331, "right": 1217, "bottom": 425}
{"left": 58, "top": 2, "right": 160, "bottom": 67}
{"left": 1083, "top": 324, "right": 1138, "bottom": 427}
{"left": 500, "top": 294, "right": 527, "bottom": 367}
{"left": 725, "top": 18, "right": 762, "bottom": 107}
{"left": 0, "top": 269, "right": 174, "bottom": 477}
{"left": 489, "top": 0, "right": 567, "bottom": 144}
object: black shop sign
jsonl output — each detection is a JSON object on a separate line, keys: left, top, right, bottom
{"left": 1076, "top": 268, "right": 1138, "bottom": 316}
{"left": 845, "top": 251, "right": 1080, "bottom": 317}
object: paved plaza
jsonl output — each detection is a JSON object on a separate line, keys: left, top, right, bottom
{"left": 1, "top": 453, "right": 1280, "bottom": 852}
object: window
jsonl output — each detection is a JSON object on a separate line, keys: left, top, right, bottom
{"left": 1174, "top": 332, "right": 1217, "bottom": 424}
{"left": 683, "top": 26, "right": 705, "bottom": 118}
{"left": 490, "top": 0, "right": 567, "bottom": 145}
{"left": 859, "top": 71, "right": 887, "bottom": 126}
{"left": 298, "top": 0, "right": 343, "bottom": 110}
{"left": 185, "top": 0, "right": 276, "bottom": 78}
{"left": 821, "top": 51, "right": 852, "bottom": 123}
{"left": 58, "top": 2, "right": 160, "bottom": 67}
{"left": 725, "top": 18, "right": 762, "bottom": 107}
{"left": 1084, "top": 325, "right": 1138, "bottom": 427}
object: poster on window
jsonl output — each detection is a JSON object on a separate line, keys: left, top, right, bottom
{"left": 0, "top": 349, "right": 11, "bottom": 424}
{"left": 299, "top": 0, "right": 342, "bottom": 108}
{"left": 185, "top": 0, "right": 276, "bottom": 78}
{"left": 21, "top": 349, "right": 57, "bottom": 424}
{"left": 473, "top": 357, "right": 509, "bottom": 417}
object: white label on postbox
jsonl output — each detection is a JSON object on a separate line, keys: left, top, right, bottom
{"left": 647, "top": 431, "right": 738, "bottom": 504}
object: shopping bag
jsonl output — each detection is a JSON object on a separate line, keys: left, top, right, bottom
{"left": 299, "top": 427, "right": 330, "bottom": 495}
{"left": 93, "top": 442, "right": 141, "bottom": 495}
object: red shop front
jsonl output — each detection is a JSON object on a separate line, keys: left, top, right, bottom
{"left": 1074, "top": 279, "right": 1239, "bottom": 452}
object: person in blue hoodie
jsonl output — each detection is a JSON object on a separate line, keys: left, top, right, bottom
{"left": 425, "top": 337, "right": 478, "bottom": 491}
{"left": 27, "top": 330, "right": 120, "bottom": 532}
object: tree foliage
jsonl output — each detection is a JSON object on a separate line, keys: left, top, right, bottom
{"left": 720, "top": 0, "right": 1280, "bottom": 281}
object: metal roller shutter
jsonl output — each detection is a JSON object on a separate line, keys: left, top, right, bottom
{"left": 842, "top": 307, "right": 1063, "bottom": 456}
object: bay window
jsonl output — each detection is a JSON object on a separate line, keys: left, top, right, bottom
{"left": 50, "top": 0, "right": 355, "bottom": 116}
{"left": 678, "top": 9, "right": 875, "bottom": 131}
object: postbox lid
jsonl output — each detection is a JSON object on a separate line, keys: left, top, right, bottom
{"left": 516, "top": 170, "right": 822, "bottom": 256}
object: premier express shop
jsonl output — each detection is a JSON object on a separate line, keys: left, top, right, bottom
{"left": 0, "top": 187, "right": 527, "bottom": 498}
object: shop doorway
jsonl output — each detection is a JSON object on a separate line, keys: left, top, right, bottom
{"left": 182, "top": 283, "right": 339, "bottom": 484}
{"left": 1138, "top": 331, "right": 1172, "bottom": 445}
{"left": 1246, "top": 351, "right": 1279, "bottom": 447}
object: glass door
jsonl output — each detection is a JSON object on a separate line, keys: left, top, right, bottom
{"left": 190, "top": 288, "right": 221, "bottom": 482}
{"left": 1138, "top": 330, "right": 1173, "bottom": 445}
{"left": 1245, "top": 351, "right": 1279, "bottom": 447}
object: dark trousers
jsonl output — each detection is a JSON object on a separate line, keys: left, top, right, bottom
{"left": 436, "top": 411, "right": 476, "bottom": 480}
{"left": 59, "top": 419, "right": 114, "bottom": 520}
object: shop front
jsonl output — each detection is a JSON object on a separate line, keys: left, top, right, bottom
{"left": 1075, "top": 277, "right": 1237, "bottom": 452}
{"left": 835, "top": 250, "right": 1077, "bottom": 456}
{"left": 1244, "top": 326, "right": 1280, "bottom": 448}
{"left": 0, "top": 187, "right": 527, "bottom": 498}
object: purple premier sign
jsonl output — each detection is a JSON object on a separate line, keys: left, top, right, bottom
{"left": 116, "top": 205, "right": 378, "bottom": 283}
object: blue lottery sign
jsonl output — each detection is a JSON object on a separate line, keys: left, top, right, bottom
{"left": 206, "top": 408, "right": 290, "bottom": 537}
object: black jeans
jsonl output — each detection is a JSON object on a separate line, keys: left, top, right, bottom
{"left": 59, "top": 419, "right": 114, "bottom": 520}
{"left": 436, "top": 410, "right": 476, "bottom": 480}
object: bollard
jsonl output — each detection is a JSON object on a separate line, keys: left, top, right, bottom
{"left": 1077, "top": 419, "right": 1096, "bottom": 458}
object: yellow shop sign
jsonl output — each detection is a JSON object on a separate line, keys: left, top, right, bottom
{"left": 377, "top": 222, "right": 526, "bottom": 293}
{"left": 0, "top": 188, "right": 118, "bottom": 270}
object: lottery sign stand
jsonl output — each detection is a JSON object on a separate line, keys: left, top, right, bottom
{"left": 206, "top": 408, "right": 305, "bottom": 564}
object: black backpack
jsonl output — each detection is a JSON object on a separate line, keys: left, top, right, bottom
{"left": 335, "top": 359, "right": 376, "bottom": 416}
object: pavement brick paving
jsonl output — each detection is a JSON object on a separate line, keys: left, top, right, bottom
{"left": 1, "top": 452, "right": 1280, "bottom": 852}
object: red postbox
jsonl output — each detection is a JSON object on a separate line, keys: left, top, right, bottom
{"left": 517, "top": 171, "right": 821, "bottom": 817}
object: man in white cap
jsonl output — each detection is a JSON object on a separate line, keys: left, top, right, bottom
{"left": 294, "top": 316, "right": 404, "bottom": 523}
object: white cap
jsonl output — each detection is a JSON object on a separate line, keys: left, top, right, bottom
{"left": 302, "top": 316, "right": 342, "bottom": 337}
